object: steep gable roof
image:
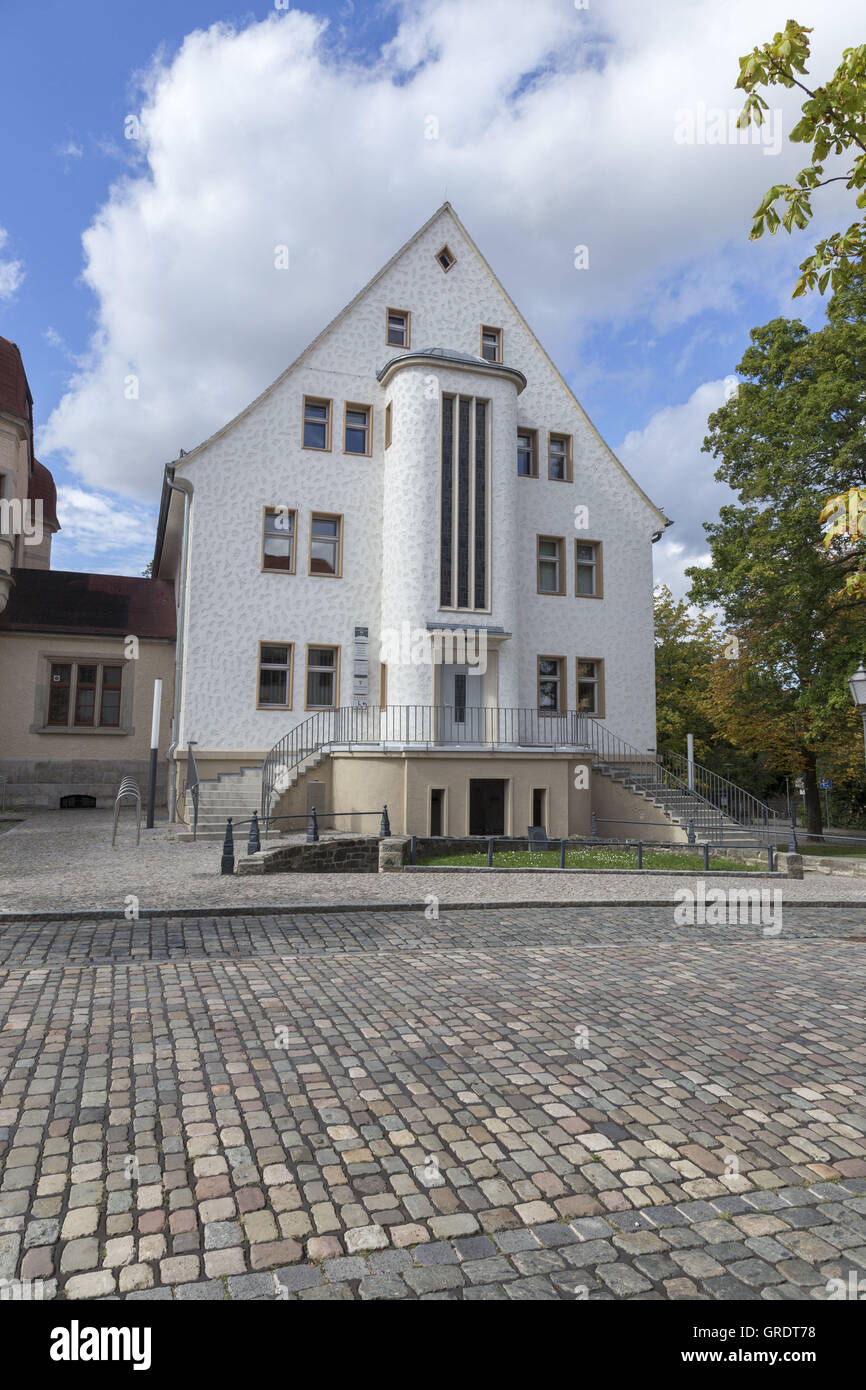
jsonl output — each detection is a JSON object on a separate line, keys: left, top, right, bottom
{"left": 172, "top": 204, "right": 669, "bottom": 527}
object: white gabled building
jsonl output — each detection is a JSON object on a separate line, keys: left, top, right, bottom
{"left": 154, "top": 203, "right": 672, "bottom": 839}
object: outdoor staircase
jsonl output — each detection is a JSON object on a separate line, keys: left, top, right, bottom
{"left": 592, "top": 761, "right": 766, "bottom": 845}
{"left": 180, "top": 765, "right": 271, "bottom": 842}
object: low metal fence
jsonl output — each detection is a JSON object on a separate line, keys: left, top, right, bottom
{"left": 217, "top": 805, "right": 392, "bottom": 874}
{"left": 409, "top": 833, "right": 777, "bottom": 872}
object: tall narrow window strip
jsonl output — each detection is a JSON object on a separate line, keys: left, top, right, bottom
{"left": 456, "top": 396, "right": 471, "bottom": 609}
{"left": 384, "top": 401, "right": 392, "bottom": 449}
{"left": 439, "top": 395, "right": 454, "bottom": 607}
{"left": 474, "top": 399, "right": 487, "bottom": 608}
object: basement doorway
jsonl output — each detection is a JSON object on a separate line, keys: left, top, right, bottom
{"left": 469, "top": 779, "right": 505, "bottom": 836}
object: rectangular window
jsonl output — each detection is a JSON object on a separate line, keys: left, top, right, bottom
{"left": 548, "top": 432, "right": 572, "bottom": 482}
{"left": 309, "top": 513, "right": 342, "bottom": 577}
{"left": 344, "top": 403, "right": 371, "bottom": 456}
{"left": 262, "top": 507, "right": 296, "bottom": 572}
{"left": 48, "top": 663, "right": 72, "bottom": 725}
{"left": 387, "top": 308, "right": 410, "bottom": 348}
{"left": 46, "top": 661, "right": 124, "bottom": 729}
{"left": 384, "top": 401, "right": 392, "bottom": 449}
{"left": 576, "top": 540, "right": 602, "bottom": 597}
{"left": 302, "top": 397, "right": 331, "bottom": 450}
{"left": 537, "top": 536, "right": 564, "bottom": 595}
{"left": 577, "top": 658, "right": 604, "bottom": 716}
{"left": 306, "top": 646, "right": 339, "bottom": 709}
{"left": 258, "top": 643, "right": 293, "bottom": 708}
{"left": 517, "top": 429, "right": 537, "bottom": 477}
{"left": 538, "top": 656, "right": 565, "bottom": 714}
{"left": 480, "top": 326, "right": 502, "bottom": 363}
{"left": 379, "top": 662, "right": 388, "bottom": 706}
{"left": 99, "top": 666, "right": 122, "bottom": 727}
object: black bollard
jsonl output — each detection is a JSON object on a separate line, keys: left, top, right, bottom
{"left": 788, "top": 809, "right": 797, "bottom": 853}
{"left": 220, "top": 818, "right": 235, "bottom": 875}
{"left": 487, "top": 837, "right": 494, "bottom": 866}
{"left": 380, "top": 804, "right": 391, "bottom": 838}
{"left": 687, "top": 819, "right": 695, "bottom": 845}
{"left": 247, "top": 810, "right": 261, "bottom": 855}
{"left": 637, "top": 841, "right": 643, "bottom": 869}
{"left": 307, "top": 807, "right": 319, "bottom": 843}
{"left": 590, "top": 811, "right": 597, "bottom": 839}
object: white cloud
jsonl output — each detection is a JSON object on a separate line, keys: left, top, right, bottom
{"left": 39, "top": 0, "right": 863, "bottom": 501}
{"left": 52, "top": 485, "right": 155, "bottom": 575}
{"left": 617, "top": 378, "right": 739, "bottom": 598}
{"left": 0, "top": 226, "right": 25, "bottom": 300}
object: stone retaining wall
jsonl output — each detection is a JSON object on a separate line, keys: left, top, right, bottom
{"left": 237, "top": 836, "right": 380, "bottom": 876}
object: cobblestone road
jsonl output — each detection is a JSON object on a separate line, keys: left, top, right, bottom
{"left": 1, "top": 905, "right": 865, "bottom": 1301}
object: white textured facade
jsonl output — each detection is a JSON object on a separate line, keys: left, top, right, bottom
{"left": 157, "top": 205, "right": 667, "bottom": 833}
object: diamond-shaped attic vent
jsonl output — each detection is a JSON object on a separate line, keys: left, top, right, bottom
{"left": 436, "top": 245, "right": 456, "bottom": 273}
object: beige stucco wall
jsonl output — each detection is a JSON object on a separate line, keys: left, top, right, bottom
{"left": 591, "top": 772, "right": 687, "bottom": 842}
{"left": 0, "top": 631, "right": 175, "bottom": 806}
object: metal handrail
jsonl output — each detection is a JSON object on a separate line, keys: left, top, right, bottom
{"left": 259, "top": 705, "right": 780, "bottom": 844}
{"left": 182, "top": 740, "right": 200, "bottom": 840}
{"left": 658, "top": 747, "right": 780, "bottom": 843}
{"left": 261, "top": 705, "right": 592, "bottom": 817}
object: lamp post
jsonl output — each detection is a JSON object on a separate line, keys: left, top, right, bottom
{"left": 848, "top": 663, "right": 866, "bottom": 769}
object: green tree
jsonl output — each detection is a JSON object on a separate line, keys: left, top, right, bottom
{"left": 736, "top": 19, "right": 866, "bottom": 297}
{"left": 653, "top": 584, "right": 720, "bottom": 762}
{"left": 687, "top": 276, "right": 866, "bottom": 834}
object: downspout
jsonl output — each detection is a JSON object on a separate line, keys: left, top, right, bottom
{"left": 163, "top": 468, "right": 193, "bottom": 822}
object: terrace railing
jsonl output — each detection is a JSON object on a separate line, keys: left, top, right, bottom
{"left": 261, "top": 705, "right": 592, "bottom": 817}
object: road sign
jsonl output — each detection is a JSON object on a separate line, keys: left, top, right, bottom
{"left": 819, "top": 778, "right": 832, "bottom": 789}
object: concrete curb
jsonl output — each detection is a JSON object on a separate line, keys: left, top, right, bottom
{"left": 1, "top": 894, "right": 864, "bottom": 924}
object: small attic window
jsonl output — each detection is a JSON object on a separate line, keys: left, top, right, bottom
{"left": 436, "top": 245, "right": 456, "bottom": 273}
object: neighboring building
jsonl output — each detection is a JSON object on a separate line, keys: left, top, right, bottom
{"left": 0, "top": 337, "right": 175, "bottom": 809}
{"left": 155, "top": 204, "right": 673, "bottom": 837}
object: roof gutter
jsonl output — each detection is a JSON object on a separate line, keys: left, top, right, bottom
{"left": 162, "top": 466, "right": 193, "bottom": 822}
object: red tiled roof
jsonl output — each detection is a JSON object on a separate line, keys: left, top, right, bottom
{"left": 0, "top": 570, "right": 176, "bottom": 638}
{"left": 0, "top": 335, "right": 32, "bottom": 420}
{"left": 28, "top": 459, "right": 60, "bottom": 531}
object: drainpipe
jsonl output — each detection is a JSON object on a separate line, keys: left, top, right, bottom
{"left": 162, "top": 468, "right": 193, "bottom": 822}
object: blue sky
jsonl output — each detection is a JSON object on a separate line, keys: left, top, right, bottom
{"left": 0, "top": 0, "right": 856, "bottom": 591}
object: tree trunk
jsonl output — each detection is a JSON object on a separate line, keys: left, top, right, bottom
{"left": 802, "top": 751, "right": 824, "bottom": 841}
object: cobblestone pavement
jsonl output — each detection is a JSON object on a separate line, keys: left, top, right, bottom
{"left": 1, "top": 905, "right": 865, "bottom": 1302}
{"left": 3, "top": 809, "right": 866, "bottom": 915}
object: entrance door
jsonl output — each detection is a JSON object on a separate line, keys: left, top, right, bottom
{"left": 469, "top": 779, "right": 506, "bottom": 836}
{"left": 440, "top": 664, "right": 483, "bottom": 742}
